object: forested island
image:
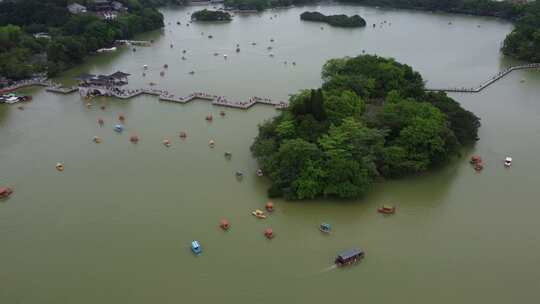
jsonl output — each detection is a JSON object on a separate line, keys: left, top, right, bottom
{"left": 300, "top": 11, "right": 366, "bottom": 28}
{"left": 0, "top": 0, "right": 166, "bottom": 80}
{"left": 191, "top": 9, "right": 232, "bottom": 22}
{"left": 251, "top": 55, "right": 480, "bottom": 200}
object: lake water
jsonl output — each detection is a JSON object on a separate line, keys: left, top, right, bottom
{"left": 1, "top": 4, "right": 539, "bottom": 303}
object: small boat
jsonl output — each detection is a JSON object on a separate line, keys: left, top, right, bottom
{"left": 130, "top": 135, "right": 139, "bottom": 143}
{"left": 98, "top": 118, "right": 104, "bottom": 126}
{"left": 179, "top": 132, "right": 187, "bottom": 139}
{"left": 504, "top": 156, "right": 512, "bottom": 168}
{"left": 335, "top": 248, "right": 365, "bottom": 267}
{"left": 252, "top": 209, "right": 266, "bottom": 219}
{"left": 92, "top": 136, "right": 102, "bottom": 144}
{"left": 236, "top": 48, "right": 240, "bottom": 53}
{"left": 220, "top": 111, "right": 226, "bottom": 116}
{"left": 292, "top": 62, "right": 296, "bottom": 66}
{"left": 143, "top": 65, "right": 148, "bottom": 70}
{"left": 270, "top": 38, "right": 274, "bottom": 42}
{"left": 269, "top": 53, "right": 274, "bottom": 57}
{"left": 209, "top": 140, "right": 215, "bottom": 148}
{"left": 214, "top": 53, "right": 219, "bottom": 56}
{"left": 191, "top": 240, "right": 202, "bottom": 255}
{"left": 118, "top": 114, "right": 125, "bottom": 122}
{"left": 220, "top": 219, "right": 230, "bottom": 230}
{"left": 520, "top": 78, "right": 526, "bottom": 83}
{"left": 133, "top": 48, "right": 137, "bottom": 52}
{"left": 378, "top": 205, "right": 396, "bottom": 215}
{"left": 264, "top": 228, "right": 274, "bottom": 239}
{"left": 256, "top": 169, "right": 263, "bottom": 177}
{"left": 160, "top": 71, "right": 165, "bottom": 77}
{"left": 56, "top": 162, "right": 65, "bottom": 172}
{"left": 188, "top": 71, "right": 195, "bottom": 75}
{"left": 223, "top": 54, "right": 228, "bottom": 59}
{"left": 252, "top": 42, "right": 256, "bottom": 46}
{"left": 470, "top": 155, "right": 482, "bottom": 164}
{"left": 224, "top": 151, "right": 232, "bottom": 159}
{"left": 177, "top": 21, "right": 181, "bottom": 25}
{"left": 267, "top": 46, "right": 272, "bottom": 50}
{"left": 208, "top": 35, "right": 213, "bottom": 39}
{"left": 114, "top": 124, "right": 124, "bottom": 133}
{"left": 164, "top": 64, "right": 168, "bottom": 69}
{"left": 182, "top": 50, "right": 187, "bottom": 54}
{"left": 265, "top": 201, "right": 274, "bottom": 212}
{"left": 206, "top": 114, "right": 213, "bottom": 121}
{"left": 170, "top": 44, "right": 174, "bottom": 48}
{"left": 0, "top": 187, "right": 13, "bottom": 199}
{"left": 181, "top": 56, "right": 186, "bottom": 60}
{"left": 149, "top": 82, "right": 157, "bottom": 86}
{"left": 100, "top": 105, "right": 106, "bottom": 110}
{"left": 319, "top": 223, "right": 331, "bottom": 233}
{"left": 163, "top": 137, "right": 171, "bottom": 147}
{"left": 235, "top": 171, "right": 243, "bottom": 178}
{"left": 142, "top": 73, "right": 146, "bottom": 77}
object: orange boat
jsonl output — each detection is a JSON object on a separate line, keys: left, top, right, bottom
{"left": 378, "top": 205, "right": 396, "bottom": 215}
{"left": 265, "top": 201, "right": 274, "bottom": 212}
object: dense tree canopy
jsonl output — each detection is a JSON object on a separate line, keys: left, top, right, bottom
{"left": 191, "top": 10, "right": 232, "bottom": 22}
{"left": 224, "top": 0, "right": 315, "bottom": 11}
{"left": 502, "top": 1, "right": 540, "bottom": 62}
{"left": 300, "top": 11, "right": 366, "bottom": 28}
{"left": 0, "top": 0, "right": 165, "bottom": 80}
{"left": 251, "top": 55, "right": 480, "bottom": 200}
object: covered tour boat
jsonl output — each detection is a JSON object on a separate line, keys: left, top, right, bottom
{"left": 378, "top": 205, "right": 396, "bottom": 215}
{"left": 335, "top": 248, "right": 365, "bottom": 267}
{"left": 191, "top": 241, "right": 202, "bottom": 255}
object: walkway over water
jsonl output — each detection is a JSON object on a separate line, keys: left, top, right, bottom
{"left": 426, "top": 63, "right": 540, "bottom": 93}
{"left": 1, "top": 79, "right": 289, "bottom": 110}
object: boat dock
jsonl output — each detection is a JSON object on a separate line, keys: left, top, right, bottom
{"left": 426, "top": 63, "right": 540, "bottom": 93}
{"left": 115, "top": 40, "right": 152, "bottom": 47}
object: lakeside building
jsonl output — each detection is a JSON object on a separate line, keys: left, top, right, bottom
{"left": 67, "top": 3, "right": 88, "bottom": 14}
{"left": 76, "top": 71, "right": 130, "bottom": 97}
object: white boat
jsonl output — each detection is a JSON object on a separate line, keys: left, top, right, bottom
{"left": 504, "top": 156, "right": 512, "bottom": 167}
{"left": 143, "top": 65, "right": 148, "bottom": 70}
{"left": 96, "top": 47, "right": 117, "bottom": 53}
{"left": 4, "top": 96, "right": 20, "bottom": 104}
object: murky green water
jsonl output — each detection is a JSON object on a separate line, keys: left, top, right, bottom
{"left": 1, "top": 4, "right": 539, "bottom": 303}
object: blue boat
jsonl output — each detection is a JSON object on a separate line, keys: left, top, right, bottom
{"left": 114, "top": 124, "right": 124, "bottom": 133}
{"left": 320, "top": 223, "right": 331, "bottom": 233}
{"left": 191, "top": 240, "right": 201, "bottom": 255}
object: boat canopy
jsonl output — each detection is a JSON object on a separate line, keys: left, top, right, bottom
{"left": 337, "top": 248, "right": 364, "bottom": 260}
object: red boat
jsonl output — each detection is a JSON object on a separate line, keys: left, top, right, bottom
{"left": 264, "top": 228, "right": 274, "bottom": 239}
{"left": 0, "top": 187, "right": 13, "bottom": 199}
{"left": 378, "top": 205, "right": 396, "bottom": 215}
{"left": 220, "top": 219, "right": 230, "bottom": 230}
{"left": 265, "top": 201, "right": 274, "bottom": 212}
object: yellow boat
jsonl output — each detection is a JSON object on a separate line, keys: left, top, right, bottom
{"left": 252, "top": 209, "right": 266, "bottom": 219}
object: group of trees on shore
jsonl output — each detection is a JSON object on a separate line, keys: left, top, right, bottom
{"left": 251, "top": 55, "right": 480, "bottom": 200}
{"left": 191, "top": 9, "right": 232, "bottom": 22}
{"left": 300, "top": 11, "right": 366, "bottom": 27}
{"left": 224, "top": 0, "right": 314, "bottom": 11}
{"left": 0, "top": 0, "right": 165, "bottom": 80}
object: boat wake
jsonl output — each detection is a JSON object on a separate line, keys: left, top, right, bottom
{"left": 319, "top": 264, "right": 337, "bottom": 273}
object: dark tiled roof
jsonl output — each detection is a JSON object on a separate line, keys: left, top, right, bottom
{"left": 337, "top": 248, "right": 364, "bottom": 260}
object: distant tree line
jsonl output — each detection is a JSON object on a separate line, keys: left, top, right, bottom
{"left": 191, "top": 9, "right": 232, "bottom": 21}
{"left": 0, "top": 0, "right": 167, "bottom": 80}
{"left": 300, "top": 11, "right": 366, "bottom": 27}
{"left": 251, "top": 55, "right": 480, "bottom": 200}
{"left": 224, "top": 0, "right": 316, "bottom": 12}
